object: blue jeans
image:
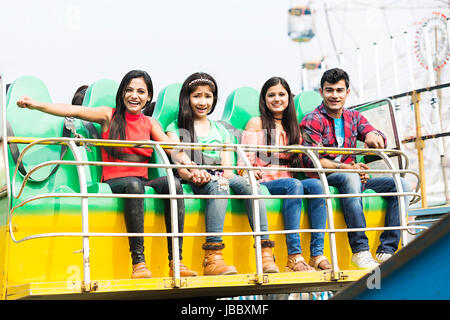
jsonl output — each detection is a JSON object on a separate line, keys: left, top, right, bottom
{"left": 190, "top": 175, "right": 269, "bottom": 243}
{"left": 260, "top": 178, "right": 327, "bottom": 256}
{"left": 327, "top": 173, "right": 411, "bottom": 254}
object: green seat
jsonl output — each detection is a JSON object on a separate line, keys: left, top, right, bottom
{"left": 294, "top": 90, "right": 322, "bottom": 122}
{"left": 71, "top": 79, "right": 119, "bottom": 185}
{"left": 7, "top": 76, "right": 62, "bottom": 180}
{"left": 294, "top": 90, "right": 322, "bottom": 180}
{"left": 145, "top": 83, "right": 182, "bottom": 179}
{"left": 6, "top": 75, "right": 81, "bottom": 209}
{"left": 221, "top": 86, "right": 260, "bottom": 133}
{"left": 152, "top": 83, "right": 182, "bottom": 132}
{"left": 82, "top": 79, "right": 118, "bottom": 108}
{"left": 217, "top": 87, "right": 260, "bottom": 169}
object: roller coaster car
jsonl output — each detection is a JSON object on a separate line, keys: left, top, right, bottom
{"left": 0, "top": 76, "right": 411, "bottom": 299}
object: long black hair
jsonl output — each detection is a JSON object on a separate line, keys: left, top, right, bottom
{"left": 178, "top": 72, "right": 218, "bottom": 142}
{"left": 108, "top": 70, "right": 153, "bottom": 158}
{"left": 177, "top": 72, "right": 218, "bottom": 164}
{"left": 71, "top": 85, "right": 88, "bottom": 105}
{"left": 259, "top": 76, "right": 301, "bottom": 167}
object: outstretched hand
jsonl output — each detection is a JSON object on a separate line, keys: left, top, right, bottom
{"left": 17, "top": 96, "right": 35, "bottom": 109}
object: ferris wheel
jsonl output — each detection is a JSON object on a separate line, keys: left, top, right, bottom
{"left": 414, "top": 12, "right": 450, "bottom": 72}
{"left": 287, "top": 0, "right": 449, "bottom": 94}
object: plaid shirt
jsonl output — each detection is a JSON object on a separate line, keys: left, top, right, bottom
{"left": 299, "top": 103, "right": 386, "bottom": 178}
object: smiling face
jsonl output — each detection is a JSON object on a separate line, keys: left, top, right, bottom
{"left": 319, "top": 79, "right": 350, "bottom": 118}
{"left": 264, "top": 83, "right": 289, "bottom": 119}
{"left": 122, "top": 77, "right": 152, "bottom": 114}
{"left": 189, "top": 85, "right": 214, "bottom": 120}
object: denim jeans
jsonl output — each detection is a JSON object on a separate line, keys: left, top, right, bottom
{"left": 326, "top": 173, "right": 411, "bottom": 254}
{"left": 260, "top": 178, "right": 327, "bottom": 256}
{"left": 190, "top": 175, "right": 269, "bottom": 243}
{"left": 105, "top": 176, "right": 185, "bottom": 264}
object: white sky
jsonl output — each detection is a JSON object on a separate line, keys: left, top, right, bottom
{"left": 0, "top": 0, "right": 448, "bottom": 119}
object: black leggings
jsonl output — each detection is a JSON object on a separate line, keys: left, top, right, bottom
{"left": 105, "top": 176, "right": 185, "bottom": 264}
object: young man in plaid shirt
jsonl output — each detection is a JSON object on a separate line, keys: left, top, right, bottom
{"left": 299, "top": 68, "right": 411, "bottom": 269}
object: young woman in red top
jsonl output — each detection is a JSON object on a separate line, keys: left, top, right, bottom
{"left": 17, "top": 70, "right": 207, "bottom": 279}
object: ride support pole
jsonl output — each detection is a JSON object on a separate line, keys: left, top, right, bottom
{"left": 411, "top": 91, "right": 427, "bottom": 208}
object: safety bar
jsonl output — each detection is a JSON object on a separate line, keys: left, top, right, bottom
{"left": 351, "top": 98, "right": 404, "bottom": 170}
{"left": 10, "top": 226, "right": 427, "bottom": 243}
{"left": 9, "top": 137, "right": 419, "bottom": 199}
{"left": 352, "top": 92, "right": 449, "bottom": 208}
{"left": 10, "top": 157, "right": 420, "bottom": 200}
{"left": 7, "top": 136, "right": 423, "bottom": 287}
{"left": 7, "top": 138, "right": 420, "bottom": 221}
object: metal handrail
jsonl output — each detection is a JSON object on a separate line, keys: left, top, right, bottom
{"left": 8, "top": 136, "right": 412, "bottom": 160}
{"left": 235, "top": 145, "right": 263, "bottom": 276}
{"left": 152, "top": 143, "right": 182, "bottom": 286}
{"left": 351, "top": 98, "right": 410, "bottom": 186}
{"left": 303, "top": 148, "right": 339, "bottom": 274}
{"left": 9, "top": 137, "right": 420, "bottom": 199}
{"left": 11, "top": 226, "right": 427, "bottom": 243}
{"left": 11, "top": 159, "right": 420, "bottom": 199}
{"left": 378, "top": 150, "right": 408, "bottom": 247}
{"left": 351, "top": 82, "right": 450, "bottom": 108}
{"left": 7, "top": 136, "right": 424, "bottom": 287}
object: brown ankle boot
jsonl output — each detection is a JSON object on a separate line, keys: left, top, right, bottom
{"left": 202, "top": 242, "right": 237, "bottom": 276}
{"left": 260, "top": 240, "right": 279, "bottom": 273}
{"left": 169, "top": 260, "right": 198, "bottom": 277}
{"left": 131, "top": 262, "right": 152, "bottom": 279}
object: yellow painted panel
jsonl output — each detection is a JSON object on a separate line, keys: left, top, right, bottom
{"left": 6, "top": 204, "right": 387, "bottom": 289}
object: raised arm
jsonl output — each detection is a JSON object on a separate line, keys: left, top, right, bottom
{"left": 17, "top": 96, "right": 111, "bottom": 128}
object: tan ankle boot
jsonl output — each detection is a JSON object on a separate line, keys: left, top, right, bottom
{"left": 169, "top": 260, "right": 198, "bottom": 277}
{"left": 260, "top": 240, "right": 279, "bottom": 273}
{"left": 131, "top": 262, "right": 152, "bottom": 279}
{"left": 202, "top": 242, "right": 237, "bottom": 276}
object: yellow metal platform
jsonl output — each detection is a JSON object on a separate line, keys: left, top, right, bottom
{"left": 6, "top": 270, "right": 368, "bottom": 300}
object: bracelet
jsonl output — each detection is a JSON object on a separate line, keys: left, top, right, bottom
{"left": 336, "top": 163, "right": 343, "bottom": 170}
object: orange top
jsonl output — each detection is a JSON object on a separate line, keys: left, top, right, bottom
{"left": 101, "top": 108, "right": 153, "bottom": 181}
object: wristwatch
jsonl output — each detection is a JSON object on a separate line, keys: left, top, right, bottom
{"left": 369, "top": 130, "right": 382, "bottom": 137}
